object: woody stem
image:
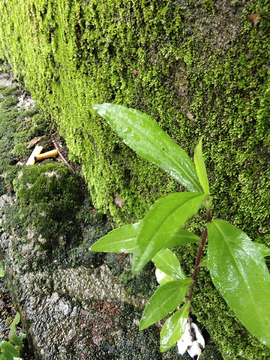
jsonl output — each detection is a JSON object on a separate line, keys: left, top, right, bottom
{"left": 187, "top": 208, "right": 211, "bottom": 304}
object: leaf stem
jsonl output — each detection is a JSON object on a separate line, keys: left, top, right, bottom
{"left": 187, "top": 208, "right": 211, "bottom": 303}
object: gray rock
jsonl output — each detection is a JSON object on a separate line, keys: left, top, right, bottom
{"left": 0, "top": 194, "right": 177, "bottom": 360}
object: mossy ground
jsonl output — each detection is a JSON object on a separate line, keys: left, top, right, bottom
{"left": 0, "top": 0, "right": 269, "bottom": 359}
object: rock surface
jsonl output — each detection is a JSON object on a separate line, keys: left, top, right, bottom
{"left": 1, "top": 191, "right": 179, "bottom": 360}
{"left": 0, "top": 71, "right": 173, "bottom": 360}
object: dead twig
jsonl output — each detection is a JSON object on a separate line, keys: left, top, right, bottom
{"left": 51, "top": 139, "right": 75, "bottom": 173}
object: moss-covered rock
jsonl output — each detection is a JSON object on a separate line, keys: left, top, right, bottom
{"left": 0, "top": 0, "right": 269, "bottom": 359}
{"left": 13, "top": 163, "right": 84, "bottom": 250}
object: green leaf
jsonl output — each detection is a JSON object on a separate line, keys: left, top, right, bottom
{"left": 91, "top": 222, "right": 200, "bottom": 256}
{"left": 166, "top": 228, "right": 200, "bottom": 247}
{"left": 90, "top": 222, "right": 140, "bottom": 253}
{"left": 199, "top": 256, "right": 208, "bottom": 268}
{"left": 140, "top": 279, "right": 192, "bottom": 331}
{"left": 93, "top": 104, "right": 203, "bottom": 193}
{"left": 9, "top": 313, "right": 24, "bottom": 351}
{"left": 254, "top": 243, "right": 270, "bottom": 257}
{"left": 132, "top": 192, "right": 206, "bottom": 274}
{"left": 0, "top": 341, "right": 20, "bottom": 360}
{"left": 207, "top": 220, "right": 270, "bottom": 347}
{"left": 0, "top": 261, "right": 4, "bottom": 277}
{"left": 194, "top": 138, "right": 209, "bottom": 195}
{"left": 160, "top": 301, "right": 190, "bottom": 352}
{"left": 152, "top": 248, "right": 186, "bottom": 280}
{"left": 155, "top": 268, "right": 176, "bottom": 286}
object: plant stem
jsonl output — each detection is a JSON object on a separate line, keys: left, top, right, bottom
{"left": 51, "top": 138, "right": 75, "bottom": 173}
{"left": 187, "top": 208, "right": 211, "bottom": 303}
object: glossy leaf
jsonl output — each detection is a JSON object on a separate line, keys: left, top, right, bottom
{"left": 166, "top": 228, "right": 200, "bottom": 247}
{"left": 155, "top": 268, "right": 176, "bottom": 286}
{"left": 132, "top": 192, "right": 206, "bottom": 274}
{"left": 152, "top": 248, "right": 186, "bottom": 280}
{"left": 160, "top": 301, "right": 190, "bottom": 352}
{"left": 254, "top": 243, "right": 270, "bottom": 257}
{"left": 207, "top": 220, "right": 270, "bottom": 347}
{"left": 194, "top": 138, "right": 209, "bottom": 195}
{"left": 93, "top": 104, "right": 203, "bottom": 193}
{"left": 140, "top": 279, "right": 192, "bottom": 331}
{"left": 0, "top": 341, "right": 20, "bottom": 360}
{"left": 198, "top": 256, "right": 208, "bottom": 268}
{"left": 90, "top": 222, "right": 140, "bottom": 253}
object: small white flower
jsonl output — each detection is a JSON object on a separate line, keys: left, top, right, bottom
{"left": 177, "top": 322, "right": 205, "bottom": 359}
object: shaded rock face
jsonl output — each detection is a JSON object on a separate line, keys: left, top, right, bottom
{"left": 0, "top": 70, "right": 176, "bottom": 360}
{"left": 0, "top": 193, "right": 178, "bottom": 360}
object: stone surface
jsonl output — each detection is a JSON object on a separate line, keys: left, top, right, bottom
{"left": 0, "top": 193, "right": 179, "bottom": 360}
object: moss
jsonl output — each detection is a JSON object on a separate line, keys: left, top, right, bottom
{"left": 0, "top": 83, "right": 51, "bottom": 192}
{"left": 13, "top": 163, "right": 84, "bottom": 250}
{"left": 1, "top": 87, "right": 21, "bottom": 96}
{"left": 1, "top": 96, "right": 19, "bottom": 109}
{"left": 0, "top": 0, "right": 270, "bottom": 358}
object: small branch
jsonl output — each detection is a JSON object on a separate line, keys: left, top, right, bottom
{"left": 51, "top": 139, "right": 75, "bottom": 173}
{"left": 188, "top": 208, "right": 211, "bottom": 303}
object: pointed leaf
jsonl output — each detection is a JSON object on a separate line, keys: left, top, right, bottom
{"left": 9, "top": 313, "right": 24, "bottom": 350}
{"left": 160, "top": 301, "right": 190, "bottom": 352}
{"left": 207, "top": 220, "right": 270, "bottom": 347}
{"left": 194, "top": 138, "right": 209, "bottom": 195}
{"left": 140, "top": 279, "right": 192, "bottom": 330}
{"left": 132, "top": 192, "right": 206, "bottom": 274}
{"left": 0, "top": 341, "right": 20, "bottom": 360}
{"left": 254, "top": 243, "right": 270, "bottom": 257}
{"left": 198, "top": 256, "right": 208, "bottom": 268}
{"left": 90, "top": 222, "right": 140, "bottom": 253}
{"left": 152, "top": 248, "right": 186, "bottom": 280}
{"left": 93, "top": 104, "right": 203, "bottom": 192}
{"left": 166, "top": 228, "right": 200, "bottom": 248}
{"left": 155, "top": 268, "right": 176, "bottom": 286}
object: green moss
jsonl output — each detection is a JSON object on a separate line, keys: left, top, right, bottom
{"left": 1, "top": 96, "right": 19, "bottom": 109}
{"left": 0, "top": 0, "right": 270, "bottom": 358}
{"left": 1, "top": 87, "right": 21, "bottom": 96}
{"left": 13, "top": 163, "right": 84, "bottom": 250}
{"left": 0, "top": 83, "right": 52, "bottom": 192}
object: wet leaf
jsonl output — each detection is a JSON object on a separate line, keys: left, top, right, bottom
{"left": 140, "top": 279, "right": 192, "bottom": 331}
{"left": 90, "top": 222, "right": 140, "bottom": 253}
{"left": 132, "top": 192, "right": 206, "bottom": 274}
{"left": 166, "top": 228, "right": 200, "bottom": 247}
{"left": 254, "top": 243, "right": 270, "bottom": 258}
{"left": 90, "top": 222, "right": 200, "bottom": 256}
{"left": 160, "top": 301, "right": 190, "bottom": 352}
{"left": 152, "top": 248, "right": 186, "bottom": 279}
{"left": 0, "top": 341, "right": 20, "bottom": 360}
{"left": 207, "top": 220, "right": 270, "bottom": 347}
{"left": 194, "top": 138, "right": 209, "bottom": 195}
{"left": 155, "top": 268, "right": 176, "bottom": 286}
{"left": 93, "top": 104, "right": 203, "bottom": 192}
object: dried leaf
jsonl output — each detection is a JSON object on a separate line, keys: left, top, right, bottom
{"left": 114, "top": 195, "right": 124, "bottom": 208}
{"left": 186, "top": 111, "right": 195, "bottom": 122}
{"left": 27, "top": 136, "right": 45, "bottom": 148}
{"left": 248, "top": 13, "right": 259, "bottom": 26}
